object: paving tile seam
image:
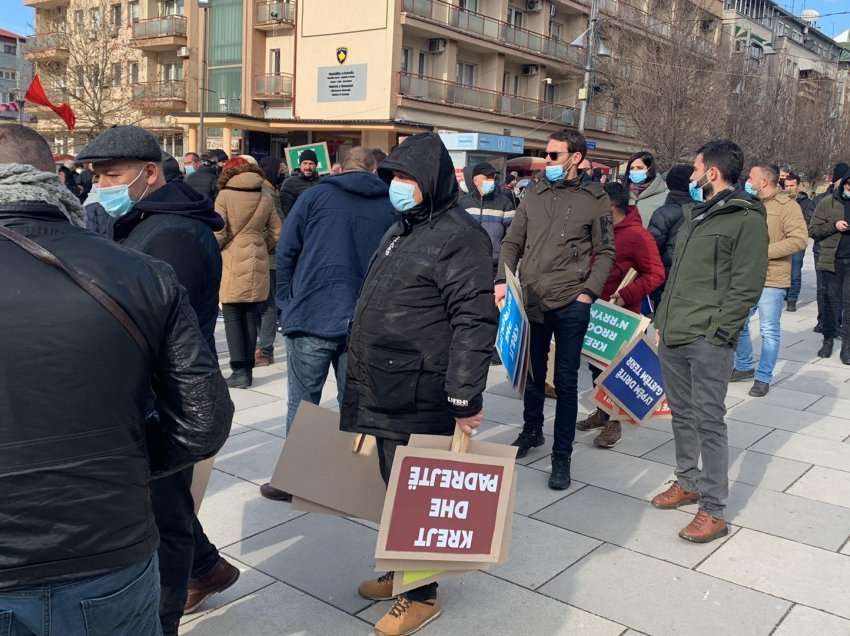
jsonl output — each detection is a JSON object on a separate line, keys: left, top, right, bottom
{"left": 216, "top": 514, "right": 309, "bottom": 551}
{"left": 516, "top": 482, "right": 588, "bottom": 517}
{"left": 767, "top": 603, "right": 796, "bottom": 636}
{"left": 781, "top": 464, "right": 816, "bottom": 494}
{"left": 180, "top": 580, "right": 278, "bottom": 626}
{"left": 839, "top": 534, "right": 850, "bottom": 554}
{"left": 240, "top": 422, "right": 287, "bottom": 440}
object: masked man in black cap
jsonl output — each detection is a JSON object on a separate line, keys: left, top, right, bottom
{"left": 76, "top": 126, "right": 239, "bottom": 636}
{"left": 280, "top": 148, "right": 322, "bottom": 217}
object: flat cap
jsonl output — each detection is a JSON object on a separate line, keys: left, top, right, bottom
{"left": 76, "top": 125, "right": 164, "bottom": 164}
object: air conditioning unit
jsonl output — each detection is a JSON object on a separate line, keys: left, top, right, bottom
{"left": 428, "top": 38, "right": 447, "bottom": 54}
{"left": 177, "top": 46, "right": 190, "bottom": 58}
{"left": 522, "top": 64, "right": 539, "bottom": 76}
{"left": 527, "top": 0, "right": 543, "bottom": 12}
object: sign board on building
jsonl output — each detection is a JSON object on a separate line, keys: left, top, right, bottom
{"left": 582, "top": 300, "right": 650, "bottom": 367}
{"left": 586, "top": 140, "right": 598, "bottom": 150}
{"left": 597, "top": 337, "right": 667, "bottom": 424}
{"left": 439, "top": 132, "right": 524, "bottom": 155}
{"left": 285, "top": 142, "right": 332, "bottom": 175}
{"left": 317, "top": 64, "right": 367, "bottom": 102}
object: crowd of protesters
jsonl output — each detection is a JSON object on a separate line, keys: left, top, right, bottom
{"left": 2, "top": 120, "right": 848, "bottom": 636}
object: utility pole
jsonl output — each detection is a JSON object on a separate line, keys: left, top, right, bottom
{"left": 578, "top": 0, "right": 600, "bottom": 132}
{"left": 16, "top": 35, "right": 24, "bottom": 125}
{"left": 198, "top": 0, "right": 210, "bottom": 153}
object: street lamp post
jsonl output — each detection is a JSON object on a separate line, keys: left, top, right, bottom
{"left": 578, "top": 0, "right": 600, "bottom": 133}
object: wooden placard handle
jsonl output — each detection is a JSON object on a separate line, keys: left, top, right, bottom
{"left": 450, "top": 423, "right": 470, "bottom": 454}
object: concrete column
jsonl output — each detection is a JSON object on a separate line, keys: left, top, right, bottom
{"left": 222, "top": 127, "right": 233, "bottom": 155}
{"left": 480, "top": 53, "right": 505, "bottom": 92}
{"left": 187, "top": 125, "right": 198, "bottom": 152}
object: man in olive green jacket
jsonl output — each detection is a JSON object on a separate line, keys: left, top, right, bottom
{"left": 651, "top": 139, "right": 768, "bottom": 544}
{"left": 810, "top": 174, "right": 850, "bottom": 363}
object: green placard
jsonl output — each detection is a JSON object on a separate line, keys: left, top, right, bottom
{"left": 285, "top": 142, "right": 331, "bottom": 175}
{"left": 582, "top": 300, "right": 651, "bottom": 366}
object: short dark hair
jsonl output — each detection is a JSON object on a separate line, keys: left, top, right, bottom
{"left": 624, "top": 151, "right": 657, "bottom": 185}
{"left": 754, "top": 163, "right": 779, "bottom": 185}
{"left": 785, "top": 171, "right": 800, "bottom": 183}
{"left": 603, "top": 182, "right": 629, "bottom": 212}
{"left": 372, "top": 148, "right": 387, "bottom": 166}
{"left": 183, "top": 151, "right": 200, "bottom": 162}
{"left": 696, "top": 139, "right": 744, "bottom": 185}
{"left": 0, "top": 124, "right": 55, "bottom": 172}
{"left": 549, "top": 128, "right": 587, "bottom": 161}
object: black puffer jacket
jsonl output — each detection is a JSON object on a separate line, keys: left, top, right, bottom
{"left": 0, "top": 204, "right": 233, "bottom": 590}
{"left": 340, "top": 133, "right": 498, "bottom": 440}
{"left": 281, "top": 172, "right": 321, "bottom": 217}
{"left": 647, "top": 190, "right": 692, "bottom": 271}
{"left": 185, "top": 165, "right": 219, "bottom": 202}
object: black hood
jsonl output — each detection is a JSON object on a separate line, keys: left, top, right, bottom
{"left": 119, "top": 180, "right": 223, "bottom": 232}
{"left": 379, "top": 133, "right": 458, "bottom": 223}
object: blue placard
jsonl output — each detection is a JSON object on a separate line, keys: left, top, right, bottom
{"left": 599, "top": 339, "right": 666, "bottom": 422}
{"left": 496, "top": 284, "right": 525, "bottom": 387}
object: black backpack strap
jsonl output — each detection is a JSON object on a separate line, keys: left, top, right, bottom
{"left": 0, "top": 224, "right": 152, "bottom": 357}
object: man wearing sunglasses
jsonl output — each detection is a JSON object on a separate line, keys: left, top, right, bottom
{"left": 495, "top": 129, "right": 615, "bottom": 490}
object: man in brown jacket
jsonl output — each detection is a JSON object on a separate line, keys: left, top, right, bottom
{"left": 496, "top": 129, "right": 615, "bottom": 490}
{"left": 732, "top": 163, "right": 808, "bottom": 396}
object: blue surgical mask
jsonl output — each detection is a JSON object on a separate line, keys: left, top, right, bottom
{"left": 744, "top": 181, "right": 759, "bottom": 198}
{"left": 388, "top": 179, "right": 418, "bottom": 213}
{"left": 689, "top": 179, "right": 705, "bottom": 203}
{"left": 94, "top": 168, "right": 147, "bottom": 219}
{"left": 545, "top": 164, "right": 565, "bottom": 182}
{"left": 629, "top": 169, "right": 648, "bottom": 184}
{"left": 480, "top": 180, "right": 495, "bottom": 196}
{"left": 843, "top": 189, "right": 850, "bottom": 200}
{"left": 185, "top": 165, "right": 196, "bottom": 176}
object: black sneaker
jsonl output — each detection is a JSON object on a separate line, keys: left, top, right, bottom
{"left": 841, "top": 341, "right": 850, "bottom": 365}
{"left": 814, "top": 323, "right": 824, "bottom": 334}
{"left": 818, "top": 338, "right": 834, "bottom": 358}
{"left": 512, "top": 430, "right": 545, "bottom": 459}
{"left": 748, "top": 380, "right": 770, "bottom": 397}
{"left": 226, "top": 369, "right": 252, "bottom": 389}
{"left": 548, "top": 453, "right": 572, "bottom": 490}
{"left": 786, "top": 300, "right": 797, "bottom": 312}
{"left": 730, "top": 368, "right": 755, "bottom": 382}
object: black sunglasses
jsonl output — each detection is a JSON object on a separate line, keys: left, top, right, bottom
{"left": 546, "top": 151, "right": 562, "bottom": 160}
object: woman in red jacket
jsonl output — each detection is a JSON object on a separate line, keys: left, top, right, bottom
{"left": 578, "top": 181, "right": 666, "bottom": 447}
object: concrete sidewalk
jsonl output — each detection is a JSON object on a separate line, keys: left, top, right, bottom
{"left": 181, "top": 267, "right": 850, "bottom": 636}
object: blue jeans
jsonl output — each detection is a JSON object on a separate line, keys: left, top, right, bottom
{"left": 0, "top": 556, "right": 161, "bottom": 636}
{"left": 285, "top": 334, "right": 348, "bottom": 432}
{"left": 787, "top": 249, "right": 804, "bottom": 302}
{"left": 523, "top": 299, "right": 591, "bottom": 456}
{"left": 735, "top": 287, "right": 786, "bottom": 384}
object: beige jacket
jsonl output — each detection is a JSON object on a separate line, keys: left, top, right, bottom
{"left": 762, "top": 190, "right": 808, "bottom": 288}
{"left": 214, "top": 171, "right": 282, "bottom": 303}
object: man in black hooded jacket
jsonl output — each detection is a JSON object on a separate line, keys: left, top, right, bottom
{"left": 77, "top": 126, "right": 239, "bottom": 635}
{"left": 341, "top": 133, "right": 498, "bottom": 636}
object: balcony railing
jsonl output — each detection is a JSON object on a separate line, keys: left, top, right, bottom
{"left": 132, "top": 80, "right": 186, "bottom": 103}
{"left": 24, "top": 32, "right": 68, "bottom": 54}
{"left": 131, "top": 15, "right": 187, "bottom": 40}
{"left": 402, "top": 0, "right": 582, "bottom": 66}
{"left": 256, "top": 0, "right": 295, "bottom": 25}
{"left": 254, "top": 73, "right": 294, "bottom": 98}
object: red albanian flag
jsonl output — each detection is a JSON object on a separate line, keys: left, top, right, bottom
{"left": 25, "top": 74, "right": 76, "bottom": 130}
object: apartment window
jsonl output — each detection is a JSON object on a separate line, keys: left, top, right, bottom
{"left": 90, "top": 8, "right": 102, "bottom": 29}
{"left": 418, "top": 52, "right": 426, "bottom": 77}
{"left": 459, "top": 0, "right": 478, "bottom": 11}
{"left": 401, "top": 47, "right": 412, "bottom": 74}
{"left": 549, "top": 20, "right": 563, "bottom": 40}
{"left": 162, "top": 0, "right": 185, "bottom": 16}
{"left": 129, "top": 1, "right": 140, "bottom": 23}
{"left": 160, "top": 62, "right": 184, "bottom": 81}
{"left": 129, "top": 62, "right": 139, "bottom": 83}
{"left": 74, "top": 66, "right": 84, "bottom": 87}
{"left": 269, "top": 48, "right": 281, "bottom": 74}
{"left": 508, "top": 7, "right": 524, "bottom": 28}
{"left": 543, "top": 82, "right": 556, "bottom": 103}
{"left": 110, "top": 4, "right": 121, "bottom": 26}
{"left": 3, "top": 43, "right": 17, "bottom": 55}
{"left": 111, "top": 62, "right": 122, "bottom": 86}
{"left": 456, "top": 62, "right": 475, "bottom": 87}
{"left": 74, "top": 9, "right": 84, "bottom": 29}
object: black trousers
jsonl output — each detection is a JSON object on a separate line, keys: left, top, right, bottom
{"left": 823, "top": 258, "right": 850, "bottom": 339}
{"left": 151, "top": 467, "right": 221, "bottom": 636}
{"left": 222, "top": 302, "right": 262, "bottom": 370}
{"left": 376, "top": 437, "right": 438, "bottom": 602}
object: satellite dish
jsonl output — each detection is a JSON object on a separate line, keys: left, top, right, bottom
{"left": 800, "top": 9, "right": 820, "bottom": 27}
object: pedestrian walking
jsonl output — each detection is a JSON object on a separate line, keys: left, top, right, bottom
{"left": 459, "top": 161, "right": 515, "bottom": 275}
{"left": 0, "top": 124, "right": 232, "bottom": 635}
{"left": 647, "top": 164, "right": 693, "bottom": 306}
{"left": 185, "top": 152, "right": 220, "bottom": 201}
{"left": 214, "top": 157, "right": 282, "bottom": 389}
{"left": 497, "top": 128, "right": 616, "bottom": 490}
{"left": 811, "top": 163, "right": 849, "bottom": 333}
{"left": 578, "top": 182, "right": 666, "bottom": 447}
{"left": 810, "top": 171, "right": 850, "bottom": 364}
{"left": 76, "top": 125, "right": 240, "bottom": 634}
{"left": 731, "top": 164, "right": 808, "bottom": 396}
{"left": 624, "top": 150, "right": 668, "bottom": 227}
{"left": 280, "top": 148, "right": 321, "bottom": 216}
{"left": 782, "top": 171, "right": 815, "bottom": 312}
{"left": 259, "top": 147, "right": 394, "bottom": 501}
{"left": 342, "top": 133, "right": 497, "bottom": 636}
{"left": 652, "top": 139, "right": 768, "bottom": 543}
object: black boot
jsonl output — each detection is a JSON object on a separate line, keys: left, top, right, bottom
{"left": 786, "top": 300, "right": 797, "bottom": 312}
{"left": 227, "top": 366, "right": 252, "bottom": 389}
{"left": 817, "top": 338, "right": 834, "bottom": 358}
{"left": 548, "top": 452, "right": 572, "bottom": 490}
{"left": 512, "top": 427, "right": 545, "bottom": 459}
{"left": 841, "top": 339, "right": 850, "bottom": 365}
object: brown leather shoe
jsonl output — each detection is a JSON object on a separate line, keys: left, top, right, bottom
{"left": 544, "top": 383, "right": 557, "bottom": 399}
{"left": 184, "top": 557, "right": 240, "bottom": 614}
{"left": 593, "top": 420, "right": 622, "bottom": 448}
{"left": 260, "top": 482, "right": 291, "bottom": 502}
{"left": 254, "top": 349, "right": 273, "bottom": 367}
{"left": 651, "top": 482, "right": 699, "bottom": 509}
{"left": 679, "top": 510, "right": 729, "bottom": 543}
{"left": 577, "top": 408, "right": 610, "bottom": 431}
{"left": 357, "top": 571, "right": 395, "bottom": 601}
{"left": 374, "top": 596, "right": 442, "bottom": 636}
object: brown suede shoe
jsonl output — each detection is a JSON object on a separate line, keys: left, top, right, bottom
{"left": 374, "top": 596, "right": 442, "bottom": 636}
{"left": 577, "top": 408, "right": 609, "bottom": 431}
{"left": 544, "top": 383, "right": 557, "bottom": 399}
{"left": 651, "top": 482, "right": 699, "bottom": 509}
{"left": 679, "top": 511, "right": 729, "bottom": 543}
{"left": 184, "top": 557, "right": 240, "bottom": 614}
{"left": 593, "top": 420, "right": 622, "bottom": 448}
{"left": 254, "top": 349, "right": 273, "bottom": 367}
{"left": 357, "top": 572, "right": 395, "bottom": 601}
{"left": 260, "top": 482, "right": 291, "bottom": 502}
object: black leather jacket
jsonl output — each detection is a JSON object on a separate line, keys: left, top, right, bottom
{"left": 0, "top": 204, "right": 233, "bottom": 589}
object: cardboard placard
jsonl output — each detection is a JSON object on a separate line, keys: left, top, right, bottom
{"left": 191, "top": 457, "right": 216, "bottom": 515}
{"left": 269, "top": 402, "right": 386, "bottom": 523}
{"left": 582, "top": 300, "right": 651, "bottom": 366}
{"left": 596, "top": 337, "right": 666, "bottom": 424}
{"left": 592, "top": 385, "right": 670, "bottom": 422}
{"left": 496, "top": 267, "right": 530, "bottom": 396}
{"left": 284, "top": 141, "right": 332, "bottom": 175}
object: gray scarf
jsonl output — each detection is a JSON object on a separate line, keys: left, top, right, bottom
{"left": 0, "top": 163, "right": 85, "bottom": 227}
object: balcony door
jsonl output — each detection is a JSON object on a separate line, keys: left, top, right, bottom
{"left": 269, "top": 48, "right": 281, "bottom": 75}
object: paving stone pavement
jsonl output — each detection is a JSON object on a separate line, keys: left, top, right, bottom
{"left": 182, "top": 265, "right": 850, "bottom": 636}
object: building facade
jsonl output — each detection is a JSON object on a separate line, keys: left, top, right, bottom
{"left": 0, "top": 29, "right": 33, "bottom": 120}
